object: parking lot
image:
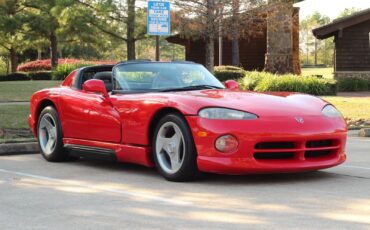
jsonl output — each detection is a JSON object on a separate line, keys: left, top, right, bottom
{"left": 0, "top": 132, "right": 369, "bottom": 230}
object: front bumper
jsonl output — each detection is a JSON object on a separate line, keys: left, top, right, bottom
{"left": 28, "top": 114, "right": 36, "bottom": 136}
{"left": 186, "top": 116, "right": 347, "bottom": 175}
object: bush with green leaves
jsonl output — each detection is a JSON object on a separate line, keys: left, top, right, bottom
{"left": 52, "top": 63, "right": 92, "bottom": 80}
{"left": 337, "top": 77, "right": 369, "bottom": 92}
{"left": 214, "top": 66, "right": 246, "bottom": 82}
{"left": 239, "top": 71, "right": 337, "bottom": 96}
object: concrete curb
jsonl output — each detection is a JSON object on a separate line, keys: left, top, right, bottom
{"left": 359, "top": 128, "right": 370, "bottom": 137}
{"left": 0, "top": 142, "right": 39, "bottom": 155}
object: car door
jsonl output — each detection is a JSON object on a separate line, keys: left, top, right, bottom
{"left": 59, "top": 87, "right": 121, "bottom": 143}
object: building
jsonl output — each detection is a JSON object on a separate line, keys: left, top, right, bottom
{"left": 313, "top": 8, "right": 370, "bottom": 80}
{"left": 167, "top": 0, "right": 303, "bottom": 74}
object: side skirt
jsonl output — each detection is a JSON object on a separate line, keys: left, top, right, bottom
{"left": 63, "top": 138, "right": 154, "bottom": 167}
{"left": 64, "top": 144, "right": 117, "bottom": 161}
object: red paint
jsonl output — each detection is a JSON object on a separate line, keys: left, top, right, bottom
{"left": 83, "top": 79, "right": 109, "bottom": 98}
{"left": 224, "top": 80, "right": 240, "bottom": 90}
{"left": 29, "top": 71, "right": 347, "bottom": 174}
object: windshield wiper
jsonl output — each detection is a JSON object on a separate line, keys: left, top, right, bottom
{"left": 159, "top": 85, "right": 224, "bottom": 92}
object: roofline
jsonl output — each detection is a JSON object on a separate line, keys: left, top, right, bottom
{"left": 313, "top": 8, "right": 370, "bottom": 39}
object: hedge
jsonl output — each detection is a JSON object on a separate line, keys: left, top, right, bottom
{"left": 337, "top": 77, "right": 369, "bottom": 92}
{"left": 28, "top": 71, "right": 52, "bottom": 80}
{"left": 0, "top": 71, "right": 52, "bottom": 81}
{"left": 238, "top": 71, "right": 337, "bottom": 96}
{"left": 0, "top": 73, "right": 29, "bottom": 81}
{"left": 214, "top": 66, "right": 246, "bottom": 82}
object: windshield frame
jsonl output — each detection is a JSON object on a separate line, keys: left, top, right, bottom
{"left": 111, "top": 62, "right": 225, "bottom": 94}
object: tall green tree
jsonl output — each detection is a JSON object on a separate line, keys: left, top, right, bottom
{"left": 300, "top": 11, "right": 330, "bottom": 65}
{"left": 24, "top": 0, "right": 76, "bottom": 68}
{"left": 0, "top": 0, "right": 28, "bottom": 72}
{"left": 337, "top": 7, "right": 361, "bottom": 18}
{"left": 75, "top": 0, "right": 147, "bottom": 60}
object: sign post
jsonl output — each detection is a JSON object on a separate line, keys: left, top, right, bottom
{"left": 147, "top": 0, "right": 171, "bottom": 61}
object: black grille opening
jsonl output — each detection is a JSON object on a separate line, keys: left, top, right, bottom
{"left": 305, "top": 150, "right": 331, "bottom": 158}
{"left": 306, "top": 140, "right": 334, "bottom": 148}
{"left": 254, "top": 152, "right": 295, "bottom": 160}
{"left": 255, "top": 142, "right": 295, "bottom": 150}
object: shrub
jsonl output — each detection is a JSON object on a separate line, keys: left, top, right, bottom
{"left": 52, "top": 63, "right": 92, "bottom": 80}
{"left": 337, "top": 77, "right": 369, "bottom": 92}
{"left": 239, "top": 71, "right": 337, "bottom": 96}
{"left": 238, "top": 71, "right": 263, "bottom": 90}
{"left": 17, "top": 59, "right": 116, "bottom": 72}
{"left": 214, "top": 65, "right": 246, "bottom": 82}
{"left": 28, "top": 71, "right": 52, "bottom": 80}
{"left": 0, "top": 72, "right": 29, "bottom": 81}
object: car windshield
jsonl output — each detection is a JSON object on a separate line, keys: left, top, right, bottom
{"left": 112, "top": 62, "right": 224, "bottom": 93}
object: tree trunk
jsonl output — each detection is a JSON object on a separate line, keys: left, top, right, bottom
{"left": 314, "top": 38, "right": 318, "bottom": 66}
{"left": 9, "top": 48, "right": 18, "bottom": 73}
{"left": 232, "top": 39, "right": 240, "bottom": 67}
{"left": 6, "top": 55, "right": 10, "bottom": 74}
{"left": 205, "top": 0, "right": 215, "bottom": 72}
{"left": 231, "top": 0, "right": 240, "bottom": 67}
{"left": 50, "top": 32, "right": 58, "bottom": 69}
{"left": 127, "top": 0, "right": 136, "bottom": 60}
{"left": 37, "top": 47, "right": 42, "bottom": 60}
{"left": 205, "top": 35, "right": 215, "bottom": 72}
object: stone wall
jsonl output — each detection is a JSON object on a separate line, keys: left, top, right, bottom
{"left": 335, "top": 71, "right": 370, "bottom": 81}
{"left": 265, "top": 0, "right": 299, "bottom": 74}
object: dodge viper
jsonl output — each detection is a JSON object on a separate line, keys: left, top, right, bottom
{"left": 29, "top": 61, "right": 347, "bottom": 181}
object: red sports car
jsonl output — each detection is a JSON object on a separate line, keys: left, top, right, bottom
{"left": 29, "top": 61, "right": 347, "bottom": 181}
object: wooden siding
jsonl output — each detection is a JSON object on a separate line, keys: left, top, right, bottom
{"left": 335, "top": 19, "right": 370, "bottom": 71}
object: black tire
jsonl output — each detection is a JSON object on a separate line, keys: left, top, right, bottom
{"left": 37, "top": 106, "right": 69, "bottom": 162}
{"left": 152, "top": 113, "right": 198, "bottom": 182}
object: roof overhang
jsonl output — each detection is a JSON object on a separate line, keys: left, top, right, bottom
{"left": 313, "top": 8, "right": 370, "bottom": 39}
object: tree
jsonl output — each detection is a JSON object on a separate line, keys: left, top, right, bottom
{"left": 337, "top": 7, "right": 361, "bottom": 19}
{"left": 175, "top": 0, "right": 227, "bottom": 72}
{"left": 75, "top": 0, "right": 147, "bottom": 60}
{"left": 24, "top": 0, "right": 76, "bottom": 68}
{"left": 0, "top": 0, "right": 29, "bottom": 72}
{"left": 300, "top": 11, "right": 330, "bottom": 65}
{"left": 228, "top": 0, "right": 264, "bottom": 66}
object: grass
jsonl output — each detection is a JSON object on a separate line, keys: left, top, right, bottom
{"left": 0, "top": 104, "right": 30, "bottom": 129}
{"left": 322, "top": 96, "right": 370, "bottom": 120}
{"left": 301, "top": 67, "right": 334, "bottom": 79}
{"left": 0, "top": 80, "right": 61, "bottom": 102}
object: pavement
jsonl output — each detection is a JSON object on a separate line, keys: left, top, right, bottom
{"left": 0, "top": 134, "right": 369, "bottom": 230}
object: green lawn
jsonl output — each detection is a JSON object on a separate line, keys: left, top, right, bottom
{"left": 322, "top": 96, "right": 370, "bottom": 120}
{"left": 0, "top": 104, "right": 30, "bottom": 129}
{"left": 0, "top": 80, "right": 61, "bottom": 102}
{"left": 301, "top": 67, "right": 334, "bottom": 79}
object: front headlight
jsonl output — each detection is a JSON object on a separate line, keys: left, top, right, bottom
{"left": 322, "top": 105, "right": 342, "bottom": 118}
{"left": 199, "top": 108, "right": 258, "bottom": 120}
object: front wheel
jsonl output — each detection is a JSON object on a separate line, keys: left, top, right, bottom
{"left": 153, "top": 113, "right": 198, "bottom": 182}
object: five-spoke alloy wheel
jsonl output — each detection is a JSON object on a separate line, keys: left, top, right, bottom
{"left": 37, "top": 106, "right": 68, "bottom": 162}
{"left": 153, "top": 113, "right": 198, "bottom": 181}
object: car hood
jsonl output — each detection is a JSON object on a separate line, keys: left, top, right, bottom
{"left": 168, "top": 89, "right": 328, "bottom": 117}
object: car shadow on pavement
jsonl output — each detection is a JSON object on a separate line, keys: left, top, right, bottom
{"left": 70, "top": 157, "right": 339, "bottom": 185}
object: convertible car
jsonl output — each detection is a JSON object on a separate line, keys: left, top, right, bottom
{"left": 29, "top": 61, "right": 347, "bottom": 181}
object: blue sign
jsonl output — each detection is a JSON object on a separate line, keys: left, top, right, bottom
{"left": 147, "top": 0, "right": 171, "bottom": 36}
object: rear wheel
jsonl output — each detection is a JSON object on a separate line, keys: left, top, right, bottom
{"left": 153, "top": 113, "right": 198, "bottom": 181}
{"left": 38, "top": 106, "right": 69, "bottom": 162}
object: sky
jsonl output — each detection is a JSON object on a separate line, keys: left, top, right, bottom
{"left": 295, "top": 0, "right": 370, "bottom": 20}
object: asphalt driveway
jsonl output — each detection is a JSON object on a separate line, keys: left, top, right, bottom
{"left": 0, "top": 133, "right": 369, "bottom": 230}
